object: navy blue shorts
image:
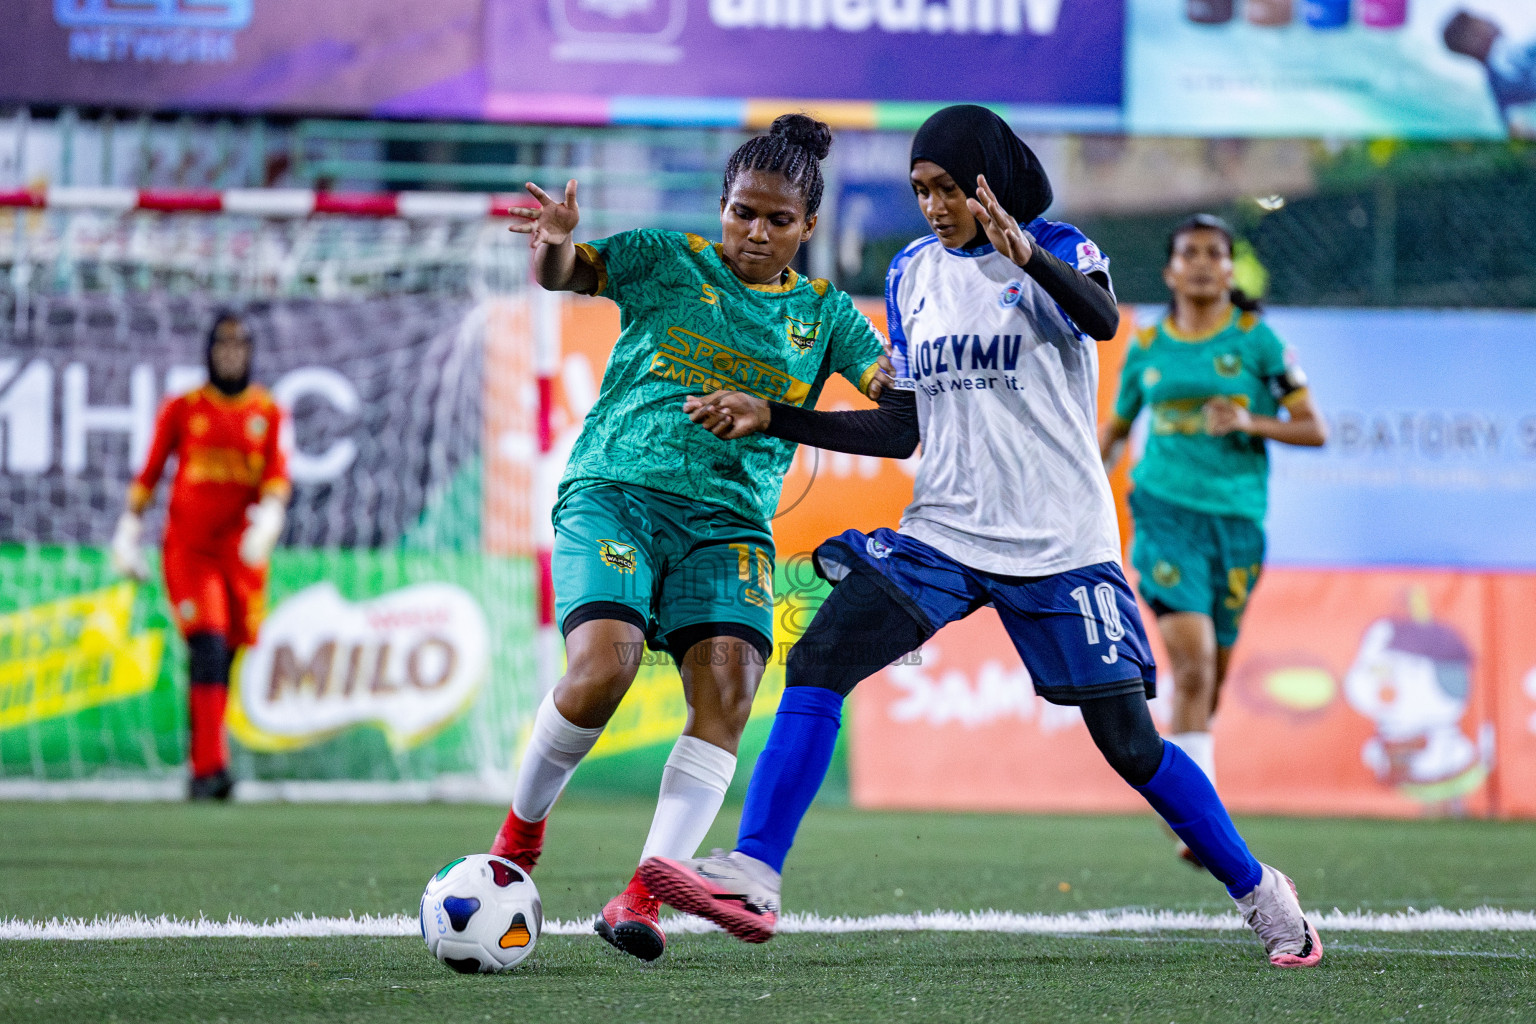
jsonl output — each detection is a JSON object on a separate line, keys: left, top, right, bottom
{"left": 815, "top": 528, "right": 1157, "bottom": 706}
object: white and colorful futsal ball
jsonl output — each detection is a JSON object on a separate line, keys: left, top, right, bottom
{"left": 420, "top": 854, "right": 542, "bottom": 973}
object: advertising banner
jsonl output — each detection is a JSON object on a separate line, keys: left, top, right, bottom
{"left": 484, "top": 0, "right": 1125, "bottom": 128}
{"left": 1260, "top": 308, "right": 1536, "bottom": 570}
{"left": 851, "top": 566, "right": 1521, "bottom": 818}
{"left": 0, "top": 0, "right": 484, "bottom": 118}
{"left": 0, "top": 1, "right": 1125, "bottom": 129}
{"left": 1127, "top": 0, "right": 1536, "bottom": 138}
{"left": 0, "top": 291, "right": 537, "bottom": 795}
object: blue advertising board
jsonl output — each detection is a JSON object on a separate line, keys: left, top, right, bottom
{"left": 1259, "top": 308, "right": 1536, "bottom": 569}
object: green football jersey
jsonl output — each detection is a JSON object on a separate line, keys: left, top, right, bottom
{"left": 1114, "top": 308, "right": 1309, "bottom": 523}
{"left": 559, "top": 229, "right": 885, "bottom": 525}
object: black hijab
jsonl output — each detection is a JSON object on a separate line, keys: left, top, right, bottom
{"left": 910, "top": 105, "right": 1054, "bottom": 230}
{"left": 207, "top": 312, "right": 251, "bottom": 396}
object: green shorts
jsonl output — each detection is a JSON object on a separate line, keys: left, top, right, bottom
{"left": 1128, "top": 487, "right": 1266, "bottom": 648}
{"left": 552, "top": 483, "right": 775, "bottom": 662}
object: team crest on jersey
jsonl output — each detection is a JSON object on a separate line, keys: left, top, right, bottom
{"left": 189, "top": 414, "right": 210, "bottom": 437}
{"left": 246, "top": 414, "right": 268, "bottom": 440}
{"left": 1141, "top": 367, "right": 1162, "bottom": 388}
{"left": 865, "top": 536, "right": 893, "bottom": 560}
{"left": 998, "top": 280, "right": 1025, "bottom": 308}
{"left": 597, "top": 539, "right": 638, "bottom": 574}
{"left": 1151, "top": 561, "right": 1182, "bottom": 589}
{"left": 1214, "top": 353, "right": 1244, "bottom": 378}
{"left": 785, "top": 316, "right": 821, "bottom": 353}
{"left": 1076, "top": 240, "right": 1109, "bottom": 275}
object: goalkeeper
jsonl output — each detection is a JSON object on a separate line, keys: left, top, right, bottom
{"left": 111, "top": 313, "right": 290, "bottom": 801}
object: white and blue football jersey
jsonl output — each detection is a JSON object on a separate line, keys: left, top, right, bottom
{"left": 885, "top": 220, "right": 1122, "bottom": 576}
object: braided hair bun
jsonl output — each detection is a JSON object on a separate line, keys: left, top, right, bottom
{"left": 768, "top": 113, "right": 833, "bottom": 161}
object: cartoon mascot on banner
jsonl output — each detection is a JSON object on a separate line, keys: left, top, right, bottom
{"left": 1343, "top": 590, "right": 1495, "bottom": 807}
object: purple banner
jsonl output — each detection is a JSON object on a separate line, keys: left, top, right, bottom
{"left": 487, "top": 0, "right": 1124, "bottom": 109}
{"left": 0, "top": 0, "right": 483, "bottom": 118}
{"left": 0, "top": 1, "right": 1123, "bottom": 122}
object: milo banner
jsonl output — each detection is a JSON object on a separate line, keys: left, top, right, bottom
{"left": 0, "top": 292, "right": 538, "bottom": 797}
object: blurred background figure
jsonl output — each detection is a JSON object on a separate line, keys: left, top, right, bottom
{"left": 112, "top": 314, "right": 289, "bottom": 801}
{"left": 1445, "top": 9, "right": 1536, "bottom": 123}
{"left": 1101, "top": 216, "right": 1325, "bottom": 866}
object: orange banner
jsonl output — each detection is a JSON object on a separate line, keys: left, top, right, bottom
{"left": 1489, "top": 574, "right": 1536, "bottom": 818}
{"left": 850, "top": 567, "right": 1521, "bottom": 818}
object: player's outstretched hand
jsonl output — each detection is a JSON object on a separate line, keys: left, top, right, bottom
{"left": 507, "top": 180, "right": 580, "bottom": 249}
{"left": 684, "top": 391, "right": 770, "bottom": 439}
{"left": 1203, "top": 396, "right": 1253, "bottom": 436}
{"left": 967, "top": 175, "right": 1033, "bottom": 268}
{"left": 109, "top": 512, "right": 150, "bottom": 582}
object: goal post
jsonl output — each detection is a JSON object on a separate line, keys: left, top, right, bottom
{"left": 0, "top": 187, "right": 558, "bottom": 801}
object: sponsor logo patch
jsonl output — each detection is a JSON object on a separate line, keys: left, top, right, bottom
{"left": 598, "top": 539, "right": 639, "bottom": 573}
{"left": 785, "top": 316, "right": 821, "bottom": 353}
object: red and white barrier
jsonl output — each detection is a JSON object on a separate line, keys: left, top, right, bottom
{"left": 0, "top": 186, "right": 533, "bottom": 218}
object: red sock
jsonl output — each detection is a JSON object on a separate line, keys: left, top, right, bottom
{"left": 188, "top": 683, "right": 228, "bottom": 779}
{"left": 490, "top": 810, "right": 547, "bottom": 870}
{"left": 623, "top": 872, "right": 653, "bottom": 900}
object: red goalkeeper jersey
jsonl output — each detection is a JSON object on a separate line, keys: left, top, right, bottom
{"left": 131, "top": 384, "right": 290, "bottom": 554}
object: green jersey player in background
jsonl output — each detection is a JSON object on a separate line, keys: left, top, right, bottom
{"left": 487, "top": 114, "right": 892, "bottom": 962}
{"left": 1100, "top": 215, "right": 1326, "bottom": 865}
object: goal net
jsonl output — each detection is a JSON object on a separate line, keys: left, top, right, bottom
{"left": 0, "top": 193, "right": 542, "bottom": 801}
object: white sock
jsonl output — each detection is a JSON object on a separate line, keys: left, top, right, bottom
{"left": 1168, "top": 731, "right": 1216, "bottom": 787}
{"left": 511, "top": 691, "right": 606, "bottom": 822}
{"left": 639, "top": 735, "right": 737, "bottom": 863}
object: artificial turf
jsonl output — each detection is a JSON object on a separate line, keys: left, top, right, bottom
{"left": 3, "top": 799, "right": 1535, "bottom": 1023}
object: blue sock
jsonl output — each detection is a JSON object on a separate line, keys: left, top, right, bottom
{"left": 735, "top": 687, "right": 844, "bottom": 873}
{"left": 1135, "top": 741, "right": 1263, "bottom": 898}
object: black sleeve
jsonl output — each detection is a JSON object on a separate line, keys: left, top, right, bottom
{"left": 763, "top": 388, "right": 919, "bottom": 459}
{"left": 1021, "top": 240, "right": 1120, "bottom": 341}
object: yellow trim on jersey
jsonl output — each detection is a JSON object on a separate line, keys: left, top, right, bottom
{"left": 685, "top": 233, "right": 712, "bottom": 254}
{"left": 1237, "top": 310, "right": 1261, "bottom": 332}
{"left": 574, "top": 242, "right": 607, "bottom": 296}
{"left": 856, "top": 360, "right": 880, "bottom": 397}
{"left": 1280, "top": 386, "right": 1311, "bottom": 411}
{"left": 1135, "top": 325, "right": 1157, "bottom": 348}
{"left": 1161, "top": 308, "right": 1239, "bottom": 343}
{"left": 810, "top": 278, "right": 830, "bottom": 297}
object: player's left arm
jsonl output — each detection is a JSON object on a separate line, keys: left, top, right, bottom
{"left": 1204, "top": 329, "right": 1327, "bottom": 447}
{"left": 239, "top": 399, "right": 291, "bottom": 569}
{"left": 968, "top": 176, "right": 1120, "bottom": 341}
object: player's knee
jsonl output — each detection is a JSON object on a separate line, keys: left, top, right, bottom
{"left": 1081, "top": 693, "right": 1165, "bottom": 786}
{"left": 186, "top": 632, "right": 230, "bottom": 684}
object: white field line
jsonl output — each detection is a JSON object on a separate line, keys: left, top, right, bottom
{"left": 4, "top": 907, "right": 1536, "bottom": 941}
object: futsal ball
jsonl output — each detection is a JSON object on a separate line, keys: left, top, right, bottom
{"left": 420, "top": 854, "right": 542, "bottom": 973}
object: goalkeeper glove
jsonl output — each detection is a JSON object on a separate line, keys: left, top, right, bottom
{"left": 110, "top": 512, "right": 150, "bottom": 582}
{"left": 239, "top": 495, "right": 287, "bottom": 568}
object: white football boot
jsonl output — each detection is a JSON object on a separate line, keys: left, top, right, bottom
{"left": 638, "top": 849, "right": 781, "bottom": 943}
{"left": 1233, "top": 863, "right": 1324, "bottom": 968}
